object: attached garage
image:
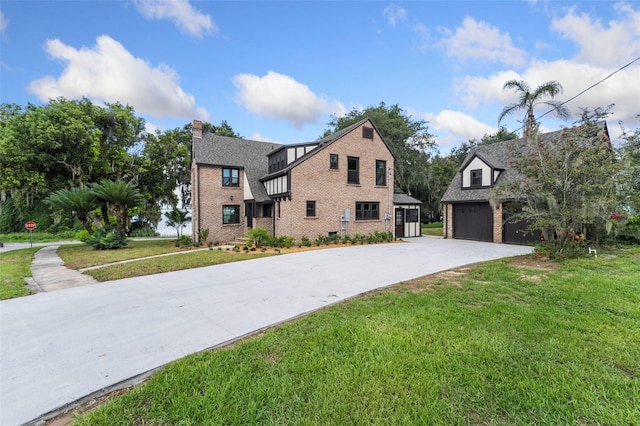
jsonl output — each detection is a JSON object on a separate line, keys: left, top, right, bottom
{"left": 453, "top": 202, "right": 493, "bottom": 242}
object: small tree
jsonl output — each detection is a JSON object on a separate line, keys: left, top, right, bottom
{"left": 246, "top": 227, "right": 271, "bottom": 248}
{"left": 491, "top": 108, "right": 617, "bottom": 257}
{"left": 165, "top": 207, "right": 191, "bottom": 240}
{"left": 91, "top": 179, "right": 145, "bottom": 236}
{"left": 47, "top": 187, "right": 98, "bottom": 233}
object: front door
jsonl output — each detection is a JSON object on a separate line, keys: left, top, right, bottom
{"left": 395, "top": 208, "right": 405, "bottom": 237}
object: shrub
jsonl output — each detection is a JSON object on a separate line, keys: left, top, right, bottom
{"left": 84, "top": 229, "right": 128, "bottom": 250}
{"left": 273, "top": 236, "right": 294, "bottom": 248}
{"left": 75, "top": 229, "right": 91, "bottom": 242}
{"left": 179, "top": 235, "right": 193, "bottom": 246}
{"left": 314, "top": 235, "right": 330, "bottom": 246}
{"left": 129, "top": 220, "right": 158, "bottom": 237}
{"left": 197, "top": 228, "right": 210, "bottom": 246}
{"left": 300, "top": 236, "right": 312, "bottom": 247}
{"left": 246, "top": 228, "right": 272, "bottom": 248}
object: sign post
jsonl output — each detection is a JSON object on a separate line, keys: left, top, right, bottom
{"left": 25, "top": 221, "right": 36, "bottom": 247}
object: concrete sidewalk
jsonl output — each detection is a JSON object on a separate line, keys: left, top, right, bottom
{"left": 27, "top": 245, "right": 98, "bottom": 292}
{"left": 0, "top": 237, "right": 532, "bottom": 425}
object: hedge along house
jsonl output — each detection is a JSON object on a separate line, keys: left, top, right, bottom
{"left": 191, "top": 118, "right": 407, "bottom": 243}
{"left": 440, "top": 122, "right": 610, "bottom": 244}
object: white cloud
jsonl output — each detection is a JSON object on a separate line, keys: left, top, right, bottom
{"left": 0, "top": 10, "right": 8, "bottom": 36}
{"left": 133, "top": 0, "right": 217, "bottom": 38}
{"left": 232, "top": 71, "right": 346, "bottom": 129}
{"left": 550, "top": 2, "right": 640, "bottom": 68}
{"left": 425, "top": 110, "right": 497, "bottom": 151}
{"left": 249, "top": 132, "right": 279, "bottom": 143}
{"left": 454, "top": 57, "right": 639, "bottom": 132}
{"left": 383, "top": 4, "right": 407, "bottom": 27}
{"left": 29, "top": 35, "right": 210, "bottom": 120}
{"left": 439, "top": 16, "right": 528, "bottom": 67}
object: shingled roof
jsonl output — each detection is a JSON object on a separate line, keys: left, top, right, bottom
{"left": 193, "top": 117, "right": 397, "bottom": 202}
{"left": 192, "top": 134, "right": 282, "bottom": 202}
{"left": 441, "top": 121, "right": 608, "bottom": 203}
{"left": 261, "top": 117, "right": 395, "bottom": 181}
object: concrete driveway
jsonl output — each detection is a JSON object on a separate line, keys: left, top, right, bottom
{"left": 0, "top": 237, "right": 532, "bottom": 425}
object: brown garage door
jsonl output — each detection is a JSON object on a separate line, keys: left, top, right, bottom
{"left": 503, "top": 203, "right": 541, "bottom": 245}
{"left": 453, "top": 203, "right": 493, "bottom": 242}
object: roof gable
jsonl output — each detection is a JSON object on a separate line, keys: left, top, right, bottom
{"left": 441, "top": 121, "right": 609, "bottom": 203}
{"left": 261, "top": 117, "right": 395, "bottom": 180}
{"left": 192, "top": 134, "right": 282, "bottom": 202}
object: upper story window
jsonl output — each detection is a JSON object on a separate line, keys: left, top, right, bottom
{"left": 222, "top": 168, "right": 240, "bottom": 187}
{"left": 356, "top": 202, "right": 379, "bottom": 220}
{"left": 329, "top": 154, "right": 339, "bottom": 170}
{"left": 268, "top": 151, "right": 287, "bottom": 174}
{"left": 376, "top": 160, "right": 386, "bottom": 186}
{"left": 306, "top": 201, "right": 316, "bottom": 217}
{"left": 362, "top": 126, "right": 374, "bottom": 139}
{"left": 348, "top": 156, "right": 359, "bottom": 184}
{"left": 470, "top": 169, "right": 482, "bottom": 188}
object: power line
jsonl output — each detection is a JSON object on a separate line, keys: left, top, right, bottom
{"left": 509, "top": 55, "right": 640, "bottom": 135}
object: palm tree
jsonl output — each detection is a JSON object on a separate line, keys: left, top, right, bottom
{"left": 498, "top": 80, "right": 571, "bottom": 138}
{"left": 91, "top": 179, "right": 145, "bottom": 236}
{"left": 47, "top": 187, "right": 98, "bottom": 233}
{"left": 164, "top": 206, "right": 191, "bottom": 241}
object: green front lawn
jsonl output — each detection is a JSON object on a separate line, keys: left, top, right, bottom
{"left": 0, "top": 248, "right": 39, "bottom": 299}
{"left": 74, "top": 247, "right": 640, "bottom": 425}
{"left": 421, "top": 221, "right": 443, "bottom": 237}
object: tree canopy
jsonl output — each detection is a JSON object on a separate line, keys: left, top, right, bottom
{"left": 0, "top": 97, "right": 238, "bottom": 233}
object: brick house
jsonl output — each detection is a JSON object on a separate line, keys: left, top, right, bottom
{"left": 190, "top": 118, "right": 421, "bottom": 243}
{"left": 440, "top": 122, "right": 609, "bottom": 244}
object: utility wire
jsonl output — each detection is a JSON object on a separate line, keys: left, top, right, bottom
{"left": 509, "top": 55, "right": 640, "bottom": 135}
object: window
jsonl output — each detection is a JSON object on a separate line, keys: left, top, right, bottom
{"left": 268, "top": 151, "right": 286, "bottom": 174}
{"left": 222, "top": 205, "right": 240, "bottom": 224}
{"left": 356, "top": 202, "right": 379, "bottom": 220}
{"left": 376, "top": 160, "right": 386, "bottom": 186}
{"left": 262, "top": 204, "right": 272, "bottom": 218}
{"left": 329, "top": 154, "right": 339, "bottom": 170}
{"left": 406, "top": 209, "right": 419, "bottom": 223}
{"left": 306, "top": 201, "right": 316, "bottom": 217}
{"left": 222, "top": 168, "right": 240, "bottom": 187}
{"left": 362, "top": 126, "right": 374, "bottom": 139}
{"left": 348, "top": 156, "right": 359, "bottom": 184}
{"left": 470, "top": 169, "right": 482, "bottom": 187}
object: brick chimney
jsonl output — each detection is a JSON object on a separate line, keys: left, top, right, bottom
{"left": 193, "top": 119, "right": 202, "bottom": 138}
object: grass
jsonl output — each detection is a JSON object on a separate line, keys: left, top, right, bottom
{"left": 57, "top": 239, "right": 197, "bottom": 269}
{"left": 0, "top": 247, "right": 39, "bottom": 299}
{"left": 422, "top": 221, "right": 443, "bottom": 237}
{"left": 0, "top": 231, "right": 76, "bottom": 243}
{"left": 84, "top": 249, "right": 275, "bottom": 281}
{"left": 73, "top": 247, "right": 640, "bottom": 425}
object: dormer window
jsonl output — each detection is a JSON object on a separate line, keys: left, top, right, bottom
{"left": 470, "top": 169, "right": 482, "bottom": 188}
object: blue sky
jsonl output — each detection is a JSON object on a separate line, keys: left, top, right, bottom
{"left": 1, "top": 1, "right": 639, "bottom": 151}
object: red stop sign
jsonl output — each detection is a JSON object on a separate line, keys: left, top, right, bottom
{"left": 25, "top": 221, "right": 37, "bottom": 230}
